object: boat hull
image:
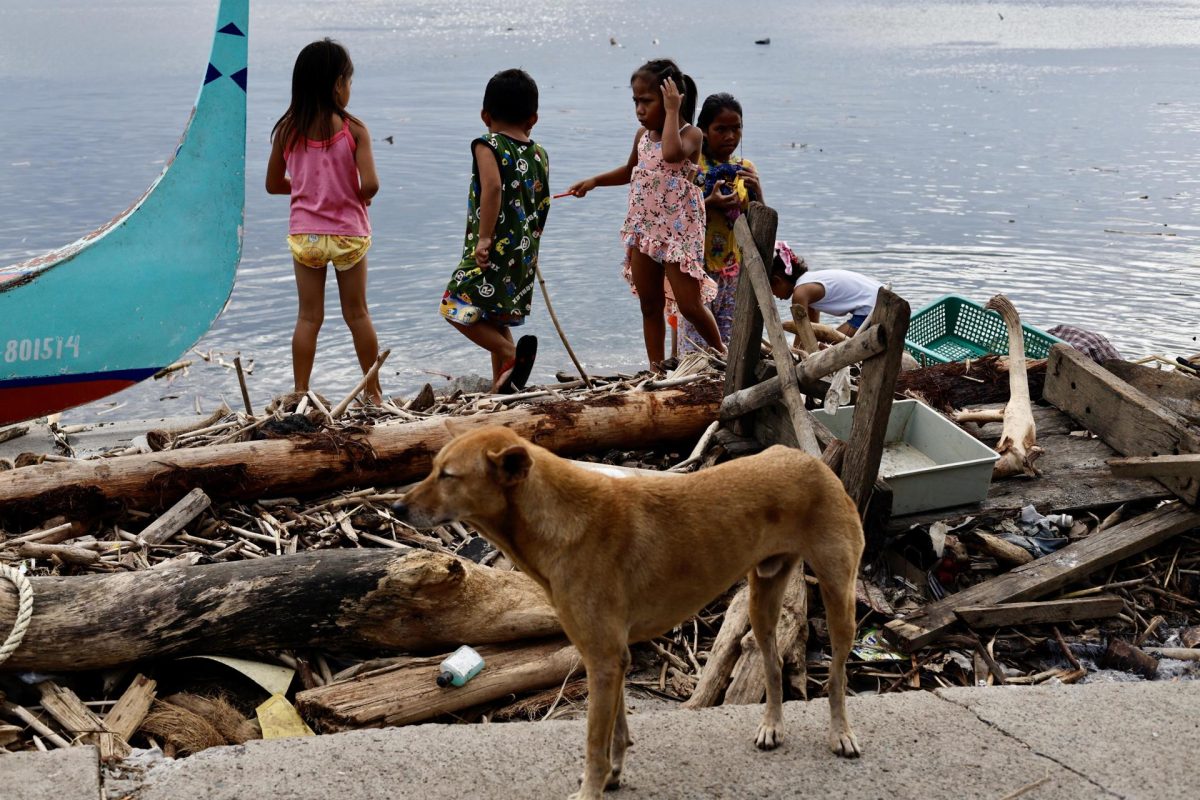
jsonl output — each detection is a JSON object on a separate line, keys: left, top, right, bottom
{"left": 0, "top": 0, "right": 247, "bottom": 426}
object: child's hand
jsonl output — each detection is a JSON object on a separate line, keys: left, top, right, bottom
{"left": 661, "top": 77, "right": 683, "bottom": 116}
{"left": 740, "top": 163, "right": 762, "bottom": 200}
{"left": 705, "top": 181, "right": 740, "bottom": 210}
{"left": 474, "top": 236, "right": 493, "bottom": 268}
{"left": 565, "top": 178, "right": 597, "bottom": 198}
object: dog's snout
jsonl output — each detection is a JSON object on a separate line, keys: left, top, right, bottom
{"left": 391, "top": 500, "right": 409, "bottom": 520}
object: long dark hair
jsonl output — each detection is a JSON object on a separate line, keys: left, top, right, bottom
{"left": 697, "top": 92, "right": 743, "bottom": 159}
{"left": 271, "top": 38, "right": 357, "bottom": 151}
{"left": 631, "top": 59, "right": 698, "bottom": 126}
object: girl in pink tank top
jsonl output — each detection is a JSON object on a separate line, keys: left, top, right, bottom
{"left": 266, "top": 39, "right": 383, "bottom": 404}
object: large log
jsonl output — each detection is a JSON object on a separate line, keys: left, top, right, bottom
{"left": 896, "top": 356, "right": 1047, "bottom": 411}
{"left": 0, "top": 383, "right": 720, "bottom": 523}
{"left": 296, "top": 638, "right": 581, "bottom": 731}
{"left": 0, "top": 548, "right": 560, "bottom": 672}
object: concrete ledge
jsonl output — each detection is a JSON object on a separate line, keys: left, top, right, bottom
{"left": 0, "top": 745, "right": 100, "bottom": 800}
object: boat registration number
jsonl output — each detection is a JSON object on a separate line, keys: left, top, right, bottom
{"left": 4, "top": 336, "right": 81, "bottom": 363}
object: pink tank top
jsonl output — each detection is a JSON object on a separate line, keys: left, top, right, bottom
{"left": 285, "top": 118, "right": 371, "bottom": 236}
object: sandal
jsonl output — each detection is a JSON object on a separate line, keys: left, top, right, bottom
{"left": 497, "top": 335, "right": 538, "bottom": 394}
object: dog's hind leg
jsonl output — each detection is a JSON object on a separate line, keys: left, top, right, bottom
{"left": 749, "top": 554, "right": 798, "bottom": 750}
{"left": 810, "top": 550, "right": 863, "bottom": 758}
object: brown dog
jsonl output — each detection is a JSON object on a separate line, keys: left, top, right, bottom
{"left": 394, "top": 425, "right": 864, "bottom": 799}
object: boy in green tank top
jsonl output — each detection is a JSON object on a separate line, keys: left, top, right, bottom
{"left": 440, "top": 68, "right": 550, "bottom": 393}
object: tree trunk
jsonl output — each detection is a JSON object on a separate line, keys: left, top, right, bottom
{"left": 296, "top": 638, "right": 581, "bottom": 732}
{"left": 0, "top": 383, "right": 719, "bottom": 524}
{"left": 896, "top": 356, "right": 1048, "bottom": 412}
{"left": 0, "top": 549, "right": 560, "bottom": 672}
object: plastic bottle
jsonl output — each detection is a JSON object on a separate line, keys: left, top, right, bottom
{"left": 437, "top": 645, "right": 485, "bottom": 688}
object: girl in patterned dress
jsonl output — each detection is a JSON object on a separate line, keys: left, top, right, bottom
{"left": 680, "top": 93, "right": 764, "bottom": 354}
{"left": 440, "top": 69, "right": 550, "bottom": 393}
{"left": 567, "top": 59, "right": 725, "bottom": 370}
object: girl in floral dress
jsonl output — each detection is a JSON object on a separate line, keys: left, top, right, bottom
{"left": 567, "top": 59, "right": 724, "bottom": 369}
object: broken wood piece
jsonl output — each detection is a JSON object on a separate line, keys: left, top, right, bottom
{"left": 723, "top": 568, "right": 807, "bottom": 704}
{"left": 1107, "top": 454, "right": 1200, "bottom": 480}
{"left": 884, "top": 502, "right": 1200, "bottom": 651}
{"left": 15, "top": 541, "right": 99, "bottom": 565}
{"left": 1100, "top": 639, "right": 1158, "bottom": 679}
{"left": 954, "top": 596, "right": 1124, "bottom": 628}
{"left": 1144, "top": 647, "right": 1200, "bottom": 662}
{"left": 954, "top": 409, "right": 1005, "bottom": 425}
{"left": 138, "top": 488, "right": 212, "bottom": 546}
{"left": 331, "top": 348, "right": 391, "bottom": 419}
{"left": 0, "top": 425, "right": 29, "bottom": 445}
{"left": 986, "top": 295, "right": 1042, "bottom": 478}
{"left": 719, "top": 324, "right": 886, "bottom": 420}
{"left": 790, "top": 302, "right": 820, "bottom": 355}
{"left": 839, "top": 288, "right": 910, "bottom": 517}
{"left": 1044, "top": 344, "right": 1200, "bottom": 504}
{"left": 961, "top": 530, "right": 1034, "bottom": 567}
{"left": 295, "top": 638, "right": 581, "bottom": 731}
{"left": 684, "top": 586, "right": 750, "bottom": 709}
{"left": 104, "top": 674, "right": 158, "bottom": 742}
{"left": 1103, "top": 360, "right": 1200, "bottom": 427}
{"left": 37, "top": 681, "right": 130, "bottom": 760}
{"left": 733, "top": 215, "right": 820, "bottom": 455}
{"left": 0, "top": 549, "right": 561, "bottom": 672}
{"left": 0, "top": 384, "right": 719, "bottom": 522}
{"left": 0, "top": 699, "right": 72, "bottom": 749}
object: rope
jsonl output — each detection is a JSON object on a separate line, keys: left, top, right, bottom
{"left": 0, "top": 563, "right": 33, "bottom": 667}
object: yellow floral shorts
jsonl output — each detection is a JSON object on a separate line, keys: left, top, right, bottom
{"left": 287, "top": 234, "right": 371, "bottom": 271}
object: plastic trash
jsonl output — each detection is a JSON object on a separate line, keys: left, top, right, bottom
{"left": 998, "top": 505, "right": 1072, "bottom": 557}
{"left": 437, "top": 645, "right": 485, "bottom": 688}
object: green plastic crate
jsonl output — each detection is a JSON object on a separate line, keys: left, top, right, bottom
{"left": 905, "top": 294, "right": 1063, "bottom": 367}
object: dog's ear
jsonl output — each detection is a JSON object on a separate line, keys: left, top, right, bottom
{"left": 487, "top": 444, "right": 532, "bottom": 486}
{"left": 443, "top": 418, "right": 467, "bottom": 439}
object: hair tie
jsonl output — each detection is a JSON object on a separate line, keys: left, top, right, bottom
{"left": 775, "top": 240, "right": 798, "bottom": 276}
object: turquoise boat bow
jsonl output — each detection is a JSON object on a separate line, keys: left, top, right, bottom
{"left": 0, "top": 0, "right": 247, "bottom": 426}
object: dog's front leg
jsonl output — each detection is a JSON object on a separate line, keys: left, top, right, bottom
{"left": 608, "top": 676, "right": 634, "bottom": 788}
{"left": 570, "top": 650, "right": 628, "bottom": 800}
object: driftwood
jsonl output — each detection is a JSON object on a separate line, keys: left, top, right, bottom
{"left": 683, "top": 588, "right": 749, "bottom": 708}
{"left": 0, "top": 383, "right": 719, "bottom": 523}
{"left": 954, "top": 596, "right": 1124, "bottom": 628}
{"left": 1108, "top": 454, "right": 1200, "bottom": 479}
{"left": 897, "top": 357, "right": 1047, "bottom": 412}
{"left": 884, "top": 503, "right": 1200, "bottom": 651}
{"left": 723, "top": 569, "right": 807, "bottom": 704}
{"left": 1045, "top": 344, "right": 1200, "bottom": 505}
{"left": 297, "top": 639, "right": 581, "bottom": 731}
{"left": 985, "top": 295, "right": 1041, "bottom": 478}
{"left": 105, "top": 674, "right": 158, "bottom": 742}
{"left": 961, "top": 530, "right": 1034, "bottom": 568}
{"left": 0, "top": 549, "right": 559, "bottom": 672}
{"left": 38, "top": 681, "right": 130, "bottom": 760}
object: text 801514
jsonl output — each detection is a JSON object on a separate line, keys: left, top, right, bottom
{"left": 4, "top": 335, "right": 81, "bottom": 363}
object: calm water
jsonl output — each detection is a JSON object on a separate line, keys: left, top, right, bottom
{"left": 2, "top": 0, "right": 1198, "bottom": 421}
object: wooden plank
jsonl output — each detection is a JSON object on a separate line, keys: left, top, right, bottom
{"left": 955, "top": 596, "right": 1124, "bottom": 628}
{"left": 104, "top": 674, "right": 158, "bottom": 742}
{"left": 1045, "top": 344, "right": 1200, "bottom": 504}
{"left": 38, "top": 681, "right": 130, "bottom": 760}
{"left": 720, "top": 324, "right": 886, "bottom": 420}
{"left": 1108, "top": 454, "right": 1200, "bottom": 479}
{"left": 733, "top": 214, "right": 820, "bottom": 455}
{"left": 721, "top": 206, "right": 772, "bottom": 437}
{"left": 884, "top": 503, "right": 1200, "bottom": 651}
{"left": 840, "top": 289, "right": 910, "bottom": 516}
{"left": 1104, "top": 360, "right": 1200, "bottom": 426}
{"left": 139, "top": 487, "right": 212, "bottom": 545}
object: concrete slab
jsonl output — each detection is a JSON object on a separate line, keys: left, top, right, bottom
{"left": 0, "top": 745, "right": 99, "bottom": 800}
{"left": 939, "top": 681, "right": 1200, "bottom": 798}
{"left": 129, "top": 691, "right": 1093, "bottom": 800}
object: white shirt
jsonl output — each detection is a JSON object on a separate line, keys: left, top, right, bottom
{"left": 797, "top": 269, "right": 882, "bottom": 318}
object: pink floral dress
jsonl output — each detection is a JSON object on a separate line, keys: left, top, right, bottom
{"left": 620, "top": 132, "right": 716, "bottom": 308}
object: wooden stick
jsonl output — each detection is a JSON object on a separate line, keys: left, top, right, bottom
{"left": 536, "top": 264, "right": 591, "bottom": 387}
{"left": 139, "top": 488, "right": 212, "bottom": 546}
{"left": 790, "top": 303, "right": 820, "bottom": 354}
{"left": 331, "top": 349, "right": 391, "bottom": 419}
{"left": 234, "top": 356, "right": 254, "bottom": 417}
{"left": 0, "top": 699, "right": 72, "bottom": 749}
